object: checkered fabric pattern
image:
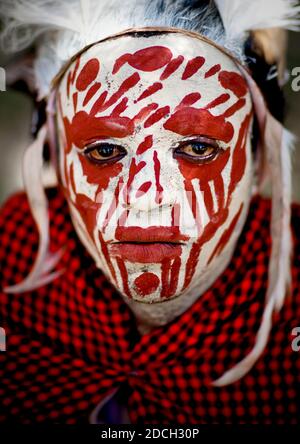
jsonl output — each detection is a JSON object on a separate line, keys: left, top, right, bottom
{"left": 0, "top": 187, "right": 299, "bottom": 424}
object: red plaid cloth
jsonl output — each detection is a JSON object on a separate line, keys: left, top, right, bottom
{"left": 0, "top": 187, "right": 299, "bottom": 424}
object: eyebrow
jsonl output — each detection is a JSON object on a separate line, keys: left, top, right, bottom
{"left": 163, "top": 107, "right": 234, "bottom": 143}
{"left": 64, "top": 111, "right": 135, "bottom": 149}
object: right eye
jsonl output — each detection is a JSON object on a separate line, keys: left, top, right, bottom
{"left": 84, "top": 142, "right": 127, "bottom": 164}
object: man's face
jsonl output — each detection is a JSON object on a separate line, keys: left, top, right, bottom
{"left": 56, "top": 32, "right": 254, "bottom": 310}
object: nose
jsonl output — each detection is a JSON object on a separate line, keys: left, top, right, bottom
{"left": 124, "top": 151, "right": 175, "bottom": 212}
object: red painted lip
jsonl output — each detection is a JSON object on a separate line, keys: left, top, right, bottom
{"left": 114, "top": 226, "right": 189, "bottom": 243}
{"left": 109, "top": 242, "right": 183, "bottom": 263}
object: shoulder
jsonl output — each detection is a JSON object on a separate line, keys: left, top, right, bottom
{"left": 0, "top": 187, "right": 73, "bottom": 289}
{"left": 241, "top": 194, "right": 300, "bottom": 319}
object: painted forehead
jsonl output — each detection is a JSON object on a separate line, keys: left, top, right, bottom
{"left": 58, "top": 33, "right": 251, "bottom": 146}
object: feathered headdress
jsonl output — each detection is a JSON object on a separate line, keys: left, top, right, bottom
{"left": 0, "top": 0, "right": 299, "bottom": 385}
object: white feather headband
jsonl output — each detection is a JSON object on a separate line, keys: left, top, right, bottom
{"left": 0, "top": 1, "right": 299, "bottom": 386}
{"left": 0, "top": 0, "right": 299, "bottom": 97}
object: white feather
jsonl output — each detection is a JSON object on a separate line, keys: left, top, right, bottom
{"left": 3, "top": 125, "right": 64, "bottom": 294}
{"left": 1, "top": 0, "right": 300, "bottom": 96}
{"left": 215, "top": 0, "right": 300, "bottom": 42}
{"left": 0, "top": 0, "right": 226, "bottom": 97}
{"left": 213, "top": 78, "right": 294, "bottom": 386}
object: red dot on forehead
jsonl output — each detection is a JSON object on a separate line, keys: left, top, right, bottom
{"left": 134, "top": 273, "right": 160, "bottom": 296}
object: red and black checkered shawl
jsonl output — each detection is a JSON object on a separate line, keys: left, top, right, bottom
{"left": 0, "top": 187, "right": 300, "bottom": 424}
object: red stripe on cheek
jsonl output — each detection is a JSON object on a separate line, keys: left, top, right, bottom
{"left": 207, "top": 203, "right": 244, "bottom": 265}
{"left": 228, "top": 113, "right": 252, "bottom": 198}
{"left": 74, "top": 193, "right": 100, "bottom": 240}
{"left": 153, "top": 150, "right": 163, "bottom": 204}
{"left": 183, "top": 242, "right": 202, "bottom": 290}
{"left": 115, "top": 257, "right": 131, "bottom": 297}
{"left": 163, "top": 108, "right": 234, "bottom": 143}
{"left": 125, "top": 158, "right": 146, "bottom": 204}
{"left": 183, "top": 180, "right": 198, "bottom": 222}
{"left": 98, "top": 230, "right": 117, "bottom": 283}
{"left": 167, "top": 257, "right": 181, "bottom": 298}
{"left": 200, "top": 182, "right": 214, "bottom": 219}
{"left": 78, "top": 155, "right": 123, "bottom": 190}
{"left": 103, "top": 177, "right": 124, "bottom": 233}
{"left": 161, "top": 258, "right": 171, "bottom": 298}
{"left": 177, "top": 148, "right": 230, "bottom": 182}
{"left": 182, "top": 56, "right": 205, "bottom": 80}
{"left": 214, "top": 175, "right": 225, "bottom": 211}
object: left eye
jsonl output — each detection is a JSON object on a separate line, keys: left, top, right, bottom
{"left": 84, "top": 143, "right": 127, "bottom": 164}
{"left": 174, "top": 139, "right": 220, "bottom": 163}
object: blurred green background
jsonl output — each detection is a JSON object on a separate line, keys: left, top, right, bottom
{"left": 0, "top": 31, "right": 299, "bottom": 204}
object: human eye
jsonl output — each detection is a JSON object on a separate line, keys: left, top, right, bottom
{"left": 84, "top": 142, "right": 127, "bottom": 165}
{"left": 173, "top": 137, "right": 221, "bottom": 164}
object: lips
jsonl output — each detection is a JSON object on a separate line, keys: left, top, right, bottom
{"left": 109, "top": 242, "right": 182, "bottom": 263}
{"left": 114, "top": 226, "right": 189, "bottom": 243}
{"left": 108, "top": 226, "right": 187, "bottom": 263}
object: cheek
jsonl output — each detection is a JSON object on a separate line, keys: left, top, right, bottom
{"left": 178, "top": 112, "right": 252, "bottom": 249}
{"left": 77, "top": 155, "right": 123, "bottom": 192}
{"left": 59, "top": 138, "right": 124, "bottom": 241}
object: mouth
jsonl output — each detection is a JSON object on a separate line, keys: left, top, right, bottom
{"left": 114, "top": 226, "right": 189, "bottom": 243}
{"left": 108, "top": 227, "right": 188, "bottom": 263}
{"left": 108, "top": 242, "right": 183, "bottom": 263}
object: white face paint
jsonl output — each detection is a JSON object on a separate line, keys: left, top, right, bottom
{"left": 56, "top": 31, "right": 254, "bottom": 327}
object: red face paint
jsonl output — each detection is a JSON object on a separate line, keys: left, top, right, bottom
{"left": 76, "top": 58, "right": 100, "bottom": 91}
{"left": 113, "top": 46, "right": 173, "bottom": 74}
{"left": 133, "top": 273, "right": 160, "bottom": 297}
{"left": 164, "top": 108, "right": 234, "bottom": 143}
{"left": 57, "top": 33, "right": 253, "bottom": 308}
